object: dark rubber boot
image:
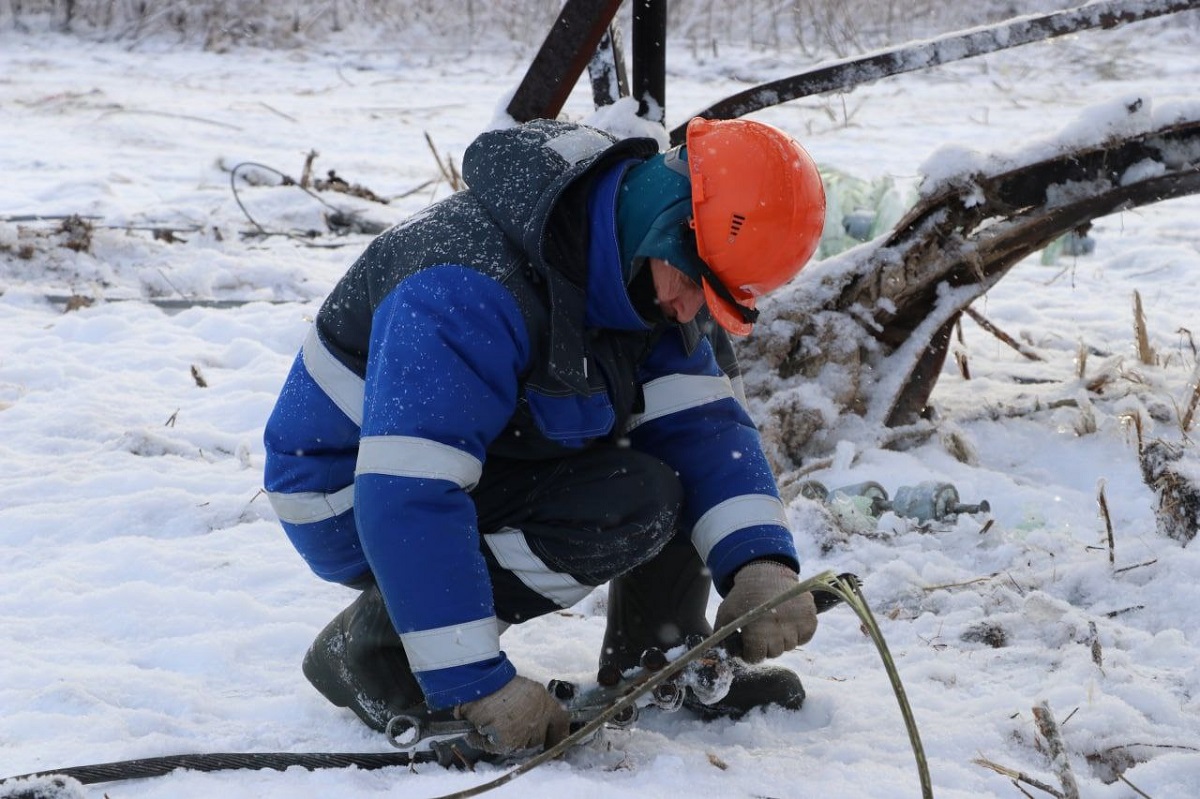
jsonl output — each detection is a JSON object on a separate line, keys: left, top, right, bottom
{"left": 685, "top": 659, "right": 805, "bottom": 720}
{"left": 600, "top": 540, "right": 805, "bottom": 720}
{"left": 302, "top": 584, "right": 427, "bottom": 731}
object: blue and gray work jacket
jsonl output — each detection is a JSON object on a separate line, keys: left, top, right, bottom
{"left": 263, "top": 120, "right": 799, "bottom": 710}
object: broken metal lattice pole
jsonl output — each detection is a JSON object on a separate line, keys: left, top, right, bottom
{"left": 669, "top": 0, "right": 1200, "bottom": 143}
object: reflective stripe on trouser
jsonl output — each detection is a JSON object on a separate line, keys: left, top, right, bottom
{"left": 473, "top": 446, "right": 683, "bottom": 625}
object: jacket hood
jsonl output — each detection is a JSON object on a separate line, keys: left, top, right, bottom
{"left": 463, "top": 120, "right": 658, "bottom": 271}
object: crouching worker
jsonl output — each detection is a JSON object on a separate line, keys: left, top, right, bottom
{"left": 263, "top": 116, "right": 827, "bottom": 755}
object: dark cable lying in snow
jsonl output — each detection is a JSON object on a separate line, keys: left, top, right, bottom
{"left": 1, "top": 749, "right": 434, "bottom": 794}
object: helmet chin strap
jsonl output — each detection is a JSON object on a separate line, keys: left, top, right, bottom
{"left": 679, "top": 219, "right": 759, "bottom": 325}
{"left": 700, "top": 265, "right": 759, "bottom": 325}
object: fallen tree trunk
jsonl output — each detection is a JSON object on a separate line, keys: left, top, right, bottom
{"left": 741, "top": 103, "right": 1200, "bottom": 471}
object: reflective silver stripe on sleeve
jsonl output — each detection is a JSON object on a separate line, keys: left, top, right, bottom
{"left": 626, "top": 373, "right": 735, "bottom": 432}
{"left": 356, "top": 436, "right": 483, "bottom": 490}
{"left": 302, "top": 325, "right": 365, "bottom": 426}
{"left": 400, "top": 618, "right": 501, "bottom": 672}
{"left": 692, "top": 494, "right": 790, "bottom": 562}
{"left": 730, "top": 374, "right": 749, "bottom": 411}
{"left": 484, "top": 527, "right": 592, "bottom": 608}
{"left": 266, "top": 484, "right": 354, "bottom": 524}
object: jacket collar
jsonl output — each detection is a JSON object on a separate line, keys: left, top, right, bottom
{"left": 585, "top": 160, "right": 653, "bottom": 332}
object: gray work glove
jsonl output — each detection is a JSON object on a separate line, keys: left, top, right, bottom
{"left": 715, "top": 560, "right": 818, "bottom": 664}
{"left": 455, "top": 675, "right": 570, "bottom": 755}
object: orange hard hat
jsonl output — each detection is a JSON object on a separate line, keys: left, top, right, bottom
{"left": 685, "top": 117, "right": 826, "bottom": 335}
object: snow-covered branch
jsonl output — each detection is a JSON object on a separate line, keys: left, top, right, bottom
{"left": 743, "top": 97, "right": 1200, "bottom": 468}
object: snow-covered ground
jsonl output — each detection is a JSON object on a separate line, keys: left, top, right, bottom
{"left": 1, "top": 12, "right": 1198, "bottom": 799}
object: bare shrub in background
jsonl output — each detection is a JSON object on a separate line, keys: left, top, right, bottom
{"left": 3, "top": 0, "right": 564, "bottom": 50}
{"left": 4, "top": 0, "right": 1088, "bottom": 53}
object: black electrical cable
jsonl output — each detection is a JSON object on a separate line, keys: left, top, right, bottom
{"left": 1, "top": 750, "right": 434, "bottom": 796}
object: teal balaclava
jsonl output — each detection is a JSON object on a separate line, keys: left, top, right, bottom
{"left": 616, "top": 146, "right": 708, "bottom": 285}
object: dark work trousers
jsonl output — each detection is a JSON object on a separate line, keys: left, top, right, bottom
{"left": 471, "top": 445, "right": 684, "bottom": 625}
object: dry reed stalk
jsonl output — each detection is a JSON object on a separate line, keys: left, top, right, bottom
{"left": 1118, "top": 773, "right": 1155, "bottom": 798}
{"left": 1122, "top": 410, "right": 1145, "bottom": 453}
{"left": 1088, "top": 620, "right": 1103, "bottom": 669}
{"left": 1033, "top": 701, "right": 1081, "bottom": 799}
{"left": 972, "top": 756, "right": 1065, "bottom": 798}
{"left": 1114, "top": 558, "right": 1158, "bottom": 575}
{"left": 1133, "top": 290, "right": 1156, "bottom": 366}
{"left": 424, "top": 132, "right": 463, "bottom": 192}
{"left": 1181, "top": 363, "right": 1200, "bottom": 433}
{"left": 1097, "top": 480, "right": 1115, "bottom": 567}
{"left": 965, "top": 306, "right": 1044, "bottom": 361}
{"left": 300, "top": 149, "right": 318, "bottom": 188}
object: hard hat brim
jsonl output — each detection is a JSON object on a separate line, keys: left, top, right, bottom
{"left": 702, "top": 277, "right": 755, "bottom": 336}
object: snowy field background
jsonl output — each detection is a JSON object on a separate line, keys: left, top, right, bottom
{"left": 1, "top": 6, "right": 1199, "bottom": 798}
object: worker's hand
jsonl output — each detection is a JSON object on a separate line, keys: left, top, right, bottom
{"left": 715, "top": 560, "right": 817, "bottom": 663}
{"left": 455, "top": 675, "right": 570, "bottom": 755}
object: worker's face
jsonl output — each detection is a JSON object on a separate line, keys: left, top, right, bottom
{"left": 649, "top": 257, "right": 705, "bottom": 324}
